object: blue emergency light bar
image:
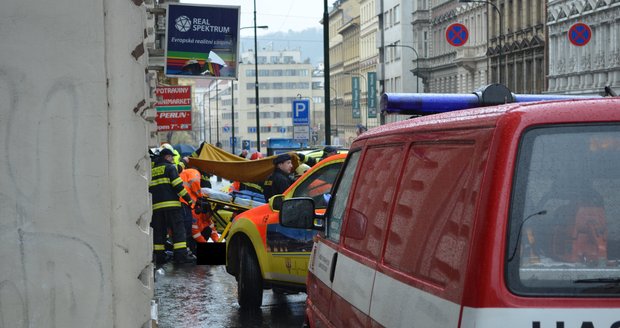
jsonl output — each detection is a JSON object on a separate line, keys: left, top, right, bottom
{"left": 381, "top": 84, "right": 602, "bottom": 116}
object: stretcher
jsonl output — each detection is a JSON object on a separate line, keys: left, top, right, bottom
{"left": 202, "top": 197, "right": 253, "bottom": 242}
{"left": 200, "top": 186, "right": 266, "bottom": 241}
{"left": 196, "top": 196, "right": 264, "bottom": 265}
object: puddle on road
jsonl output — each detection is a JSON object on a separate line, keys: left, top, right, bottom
{"left": 154, "top": 264, "right": 306, "bottom": 328}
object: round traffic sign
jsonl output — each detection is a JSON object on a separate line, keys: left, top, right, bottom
{"left": 446, "top": 23, "right": 469, "bottom": 47}
{"left": 568, "top": 23, "right": 591, "bottom": 46}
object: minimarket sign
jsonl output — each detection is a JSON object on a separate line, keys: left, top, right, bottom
{"left": 165, "top": 3, "right": 240, "bottom": 79}
{"left": 155, "top": 86, "right": 192, "bottom": 131}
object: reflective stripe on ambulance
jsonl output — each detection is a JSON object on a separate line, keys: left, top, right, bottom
{"left": 309, "top": 242, "right": 620, "bottom": 328}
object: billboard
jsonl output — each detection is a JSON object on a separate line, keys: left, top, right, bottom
{"left": 165, "top": 4, "right": 240, "bottom": 79}
{"left": 155, "top": 86, "right": 192, "bottom": 131}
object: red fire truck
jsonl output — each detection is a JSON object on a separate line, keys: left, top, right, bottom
{"left": 281, "top": 85, "right": 620, "bottom": 328}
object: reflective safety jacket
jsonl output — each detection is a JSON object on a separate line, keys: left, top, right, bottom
{"left": 150, "top": 157, "right": 192, "bottom": 211}
{"left": 179, "top": 168, "right": 202, "bottom": 205}
{"left": 192, "top": 212, "right": 220, "bottom": 243}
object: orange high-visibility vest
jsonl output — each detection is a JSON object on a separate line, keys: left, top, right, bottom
{"left": 179, "top": 168, "right": 202, "bottom": 205}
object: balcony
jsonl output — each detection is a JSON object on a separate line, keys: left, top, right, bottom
{"left": 454, "top": 45, "right": 487, "bottom": 72}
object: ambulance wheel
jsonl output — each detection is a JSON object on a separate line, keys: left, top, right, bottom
{"left": 238, "top": 245, "right": 263, "bottom": 309}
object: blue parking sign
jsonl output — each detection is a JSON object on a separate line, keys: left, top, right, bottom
{"left": 292, "top": 99, "right": 310, "bottom": 125}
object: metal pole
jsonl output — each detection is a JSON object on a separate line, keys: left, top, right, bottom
{"left": 330, "top": 86, "right": 338, "bottom": 137}
{"left": 458, "top": 0, "right": 502, "bottom": 83}
{"left": 495, "top": 3, "right": 503, "bottom": 84}
{"left": 216, "top": 80, "right": 220, "bottom": 144}
{"left": 386, "top": 44, "right": 419, "bottom": 93}
{"left": 208, "top": 83, "right": 212, "bottom": 144}
{"left": 253, "top": 0, "right": 261, "bottom": 152}
{"left": 201, "top": 92, "right": 207, "bottom": 142}
{"left": 323, "top": 0, "right": 331, "bottom": 146}
{"left": 231, "top": 81, "right": 235, "bottom": 154}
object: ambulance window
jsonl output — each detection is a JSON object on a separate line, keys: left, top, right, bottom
{"left": 292, "top": 162, "right": 343, "bottom": 209}
{"left": 325, "top": 151, "right": 361, "bottom": 243}
{"left": 384, "top": 142, "right": 478, "bottom": 288}
{"left": 343, "top": 144, "right": 405, "bottom": 260}
{"left": 507, "top": 124, "right": 620, "bottom": 296}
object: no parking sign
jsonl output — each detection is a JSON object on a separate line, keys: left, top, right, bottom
{"left": 446, "top": 23, "right": 468, "bottom": 47}
{"left": 568, "top": 23, "right": 591, "bottom": 46}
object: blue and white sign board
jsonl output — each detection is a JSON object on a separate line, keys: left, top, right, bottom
{"left": 292, "top": 99, "right": 310, "bottom": 140}
{"left": 293, "top": 126, "right": 310, "bottom": 141}
{"left": 292, "top": 99, "right": 310, "bottom": 125}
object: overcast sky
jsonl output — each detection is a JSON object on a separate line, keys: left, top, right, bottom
{"left": 181, "top": 0, "right": 325, "bottom": 36}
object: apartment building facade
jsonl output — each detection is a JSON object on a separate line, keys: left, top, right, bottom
{"left": 547, "top": 0, "right": 620, "bottom": 95}
{"left": 201, "top": 49, "right": 324, "bottom": 152}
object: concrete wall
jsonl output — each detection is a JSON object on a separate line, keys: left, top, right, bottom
{"left": 0, "top": 0, "right": 153, "bottom": 327}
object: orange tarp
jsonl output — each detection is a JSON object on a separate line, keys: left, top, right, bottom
{"left": 186, "top": 143, "right": 300, "bottom": 183}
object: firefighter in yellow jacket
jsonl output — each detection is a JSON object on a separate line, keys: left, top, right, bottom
{"left": 150, "top": 148, "right": 196, "bottom": 265}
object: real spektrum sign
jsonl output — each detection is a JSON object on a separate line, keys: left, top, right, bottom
{"left": 155, "top": 86, "right": 192, "bottom": 131}
{"left": 165, "top": 4, "right": 240, "bottom": 79}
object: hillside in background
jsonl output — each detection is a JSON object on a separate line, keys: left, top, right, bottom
{"left": 240, "top": 28, "right": 324, "bottom": 65}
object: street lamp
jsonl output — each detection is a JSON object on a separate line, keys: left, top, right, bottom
{"left": 253, "top": 0, "right": 261, "bottom": 151}
{"left": 201, "top": 92, "right": 207, "bottom": 142}
{"left": 386, "top": 44, "right": 420, "bottom": 93}
{"left": 216, "top": 80, "right": 220, "bottom": 144}
{"left": 459, "top": 0, "right": 503, "bottom": 84}
{"left": 239, "top": 24, "right": 267, "bottom": 154}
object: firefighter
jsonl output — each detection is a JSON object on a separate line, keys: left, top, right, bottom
{"left": 150, "top": 148, "right": 196, "bottom": 265}
{"left": 262, "top": 153, "right": 294, "bottom": 201}
{"left": 162, "top": 143, "right": 184, "bottom": 172}
{"left": 179, "top": 168, "right": 220, "bottom": 251}
{"left": 321, "top": 146, "right": 338, "bottom": 160}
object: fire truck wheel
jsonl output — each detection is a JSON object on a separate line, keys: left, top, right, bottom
{"left": 238, "top": 245, "right": 263, "bottom": 309}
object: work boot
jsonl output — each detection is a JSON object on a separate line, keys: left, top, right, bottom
{"left": 173, "top": 250, "right": 196, "bottom": 264}
{"left": 154, "top": 251, "right": 170, "bottom": 266}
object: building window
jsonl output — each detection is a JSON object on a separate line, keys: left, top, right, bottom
{"left": 394, "top": 4, "right": 400, "bottom": 25}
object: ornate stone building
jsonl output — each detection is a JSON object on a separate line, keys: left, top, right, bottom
{"left": 417, "top": 0, "right": 546, "bottom": 94}
{"left": 547, "top": 0, "right": 620, "bottom": 94}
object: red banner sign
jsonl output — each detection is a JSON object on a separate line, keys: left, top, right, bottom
{"left": 155, "top": 86, "right": 192, "bottom": 131}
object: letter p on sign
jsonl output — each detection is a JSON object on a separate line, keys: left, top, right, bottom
{"left": 296, "top": 102, "right": 306, "bottom": 117}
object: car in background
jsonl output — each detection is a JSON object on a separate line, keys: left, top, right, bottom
{"left": 225, "top": 153, "right": 347, "bottom": 309}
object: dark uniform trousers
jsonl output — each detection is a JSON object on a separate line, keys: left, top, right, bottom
{"left": 152, "top": 208, "right": 187, "bottom": 262}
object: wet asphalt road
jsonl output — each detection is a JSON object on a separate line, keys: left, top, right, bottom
{"left": 153, "top": 263, "right": 307, "bottom": 328}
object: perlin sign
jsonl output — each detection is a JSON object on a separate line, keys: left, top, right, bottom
{"left": 155, "top": 86, "right": 192, "bottom": 131}
{"left": 165, "top": 4, "right": 240, "bottom": 79}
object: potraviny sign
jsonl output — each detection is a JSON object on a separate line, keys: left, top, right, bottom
{"left": 165, "top": 4, "right": 240, "bottom": 79}
{"left": 155, "top": 86, "right": 192, "bottom": 131}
